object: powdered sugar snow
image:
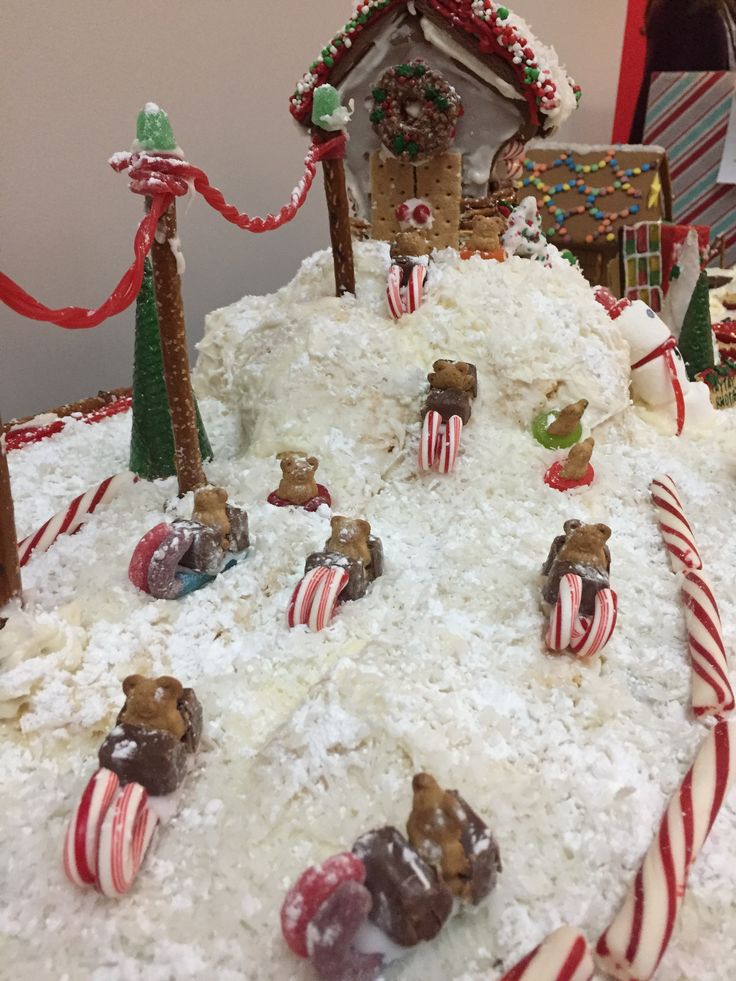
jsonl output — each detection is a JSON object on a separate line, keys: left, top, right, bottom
{"left": 1, "top": 243, "right": 734, "bottom": 979}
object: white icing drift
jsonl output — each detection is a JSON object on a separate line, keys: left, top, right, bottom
{"left": 0, "top": 246, "right": 734, "bottom": 979}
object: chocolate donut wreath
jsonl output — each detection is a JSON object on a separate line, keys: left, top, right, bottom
{"left": 370, "top": 61, "right": 462, "bottom": 163}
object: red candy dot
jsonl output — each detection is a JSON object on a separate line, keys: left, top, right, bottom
{"left": 544, "top": 460, "right": 595, "bottom": 492}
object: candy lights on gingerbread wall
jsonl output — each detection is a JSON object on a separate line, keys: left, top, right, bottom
{"left": 519, "top": 151, "right": 650, "bottom": 245}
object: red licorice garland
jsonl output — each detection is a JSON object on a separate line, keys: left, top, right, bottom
{"left": 0, "top": 135, "right": 345, "bottom": 330}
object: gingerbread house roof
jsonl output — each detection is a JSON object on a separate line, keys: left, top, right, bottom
{"left": 290, "top": 0, "right": 580, "bottom": 135}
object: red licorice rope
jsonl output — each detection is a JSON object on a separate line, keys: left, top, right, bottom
{"left": 0, "top": 134, "right": 345, "bottom": 330}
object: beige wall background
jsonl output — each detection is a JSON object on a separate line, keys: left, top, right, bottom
{"left": 1, "top": 0, "right": 627, "bottom": 418}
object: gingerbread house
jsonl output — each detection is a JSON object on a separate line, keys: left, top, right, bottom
{"left": 290, "top": 0, "right": 580, "bottom": 249}
{"left": 518, "top": 144, "right": 672, "bottom": 287}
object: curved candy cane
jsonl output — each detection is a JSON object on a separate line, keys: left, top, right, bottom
{"left": 501, "top": 926, "right": 594, "bottom": 981}
{"left": 386, "top": 265, "right": 404, "bottom": 321}
{"left": 287, "top": 566, "right": 349, "bottom": 631}
{"left": 95, "top": 782, "right": 159, "bottom": 898}
{"left": 406, "top": 264, "right": 427, "bottom": 313}
{"left": 419, "top": 411, "right": 442, "bottom": 471}
{"left": 596, "top": 720, "right": 736, "bottom": 981}
{"left": 18, "top": 472, "right": 138, "bottom": 566}
{"left": 545, "top": 573, "right": 617, "bottom": 658}
{"left": 437, "top": 415, "right": 463, "bottom": 474}
{"left": 63, "top": 768, "right": 119, "bottom": 887}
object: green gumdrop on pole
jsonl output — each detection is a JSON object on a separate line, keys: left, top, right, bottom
{"left": 136, "top": 102, "right": 178, "bottom": 152}
{"left": 312, "top": 85, "right": 341, "bottom": 127}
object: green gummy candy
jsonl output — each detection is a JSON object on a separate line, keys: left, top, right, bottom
{"left": 136, "top": 103, "right": 177, "bottom": 152}
{"left": 531, "top": 410, "right": 582, "bottom": 449}
{"left": 312, "top": 85, "right": 341, "bottom": 126}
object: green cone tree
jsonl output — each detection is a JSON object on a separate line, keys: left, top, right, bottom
{"left": 129, "top": 256, "right": 212, "bottom": 480}
{"left": 679, "top": 270, "right": 715, "bottom": 381}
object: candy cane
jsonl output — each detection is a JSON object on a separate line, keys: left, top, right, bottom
{"left": 651, "top": 475, "right": 733, "bottom": 718}
{"left": 596, "top": 720, "right": 736, "bottom": 981}
{"left": 419, "top": 411, "right": 442, "bottom": 471}
{"left": 309, "top": 567, "right": 350, "bottom": 631}
{"left": 386, "top": 265, "right": 405, "bottom": 320}
{"left": 545, "top": 574, "right": 617, "bottom": 658}
{"left": 95, "top": 782, "right": 159, "bottom": 897}
{"left": 500, "top": 926, "right": 594, "bottom": 981}
{"left": 650, "top": 475, "right": 703, "bottom": 574}
{"left": 18, "top": 472, "right": 138, "bottom": 566}
{"left": 499, "top": 137, "right": 527, "bottom": 183}
{"left": 545, "top": 574, "right": 583, "bottom": 651}
{"left": 287, "top": 566, "right": 349, "bottom": 631}
{"left": 406, "top": 264, "right": 427, "bottom": 313}
{"left": 436, "top": 415, "right": 463, "bottom": 474}
{"left": 63, "top": 768, "right": 119, "bottom": 887}
{"left": 569, "top": 589, "right": 618, "bottom": 660}
{"left": 682, "top": 570, "right": 734, "bottom": 718}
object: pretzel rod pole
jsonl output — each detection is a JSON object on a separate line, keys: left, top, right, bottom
{"left": 0, "top": 417, "right": 22, "bottom": 613}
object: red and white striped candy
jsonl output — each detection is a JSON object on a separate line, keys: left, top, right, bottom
{"left": 545, "top": 574, "right": 617, "bottom": 658}
{"left": 650, "top": 475, "right": 703, "bottom": 574}
{"left": 545, "top": 574, "right": 583, "bottom": 652}
{"left": 18, "top": 471, "right": 138, "bottom": 567}
{"left": 418, "top": 411, "right": 442, "bottom": 471}
{"left": 287, "top": 566, "right": 349, "bottom": 631}
{"left": 682, "top": 570, "right": 734, "bottom": 718}
{"left": 95, "top": 782, "right": 159, "bottom": 898}
{"left": 63, "top": 768, "right": 119, "bottom": 887}
{"left": 436, "top": 415, "right": 463, "bottom": 474}
{"left": 569, "top": 588, "right": 618, "bottom": 660}
{"left": 596, "top": 720, "right": 736, "bottom": 981}
{"left": 406, "top": 264, "right": 427, "bottom": 313}
{"left": 386, "top": 265, "right": 405, "bottom": 321}
{"left": 500, "top": 926, "right": 594, "bottom": 981}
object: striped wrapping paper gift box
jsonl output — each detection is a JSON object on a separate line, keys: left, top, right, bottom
{"left": 644, "top": 71, "right": 736, "bottom": 264}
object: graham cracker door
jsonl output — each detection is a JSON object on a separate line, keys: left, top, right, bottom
{"left": 370, "top": 152, "right": 461, "bottom": 249}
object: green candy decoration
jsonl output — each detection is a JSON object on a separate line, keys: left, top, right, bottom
{"left": 312, "top": 85, "right": 340, "bottom": 127}
{"left": 135, "top": 103, "right": 178, "bottom": 152}
{"left": 531, "top": 410, "right": 582, "bottom": 450}
{"left": 679, "top": 271, "right": 715, "bottom": 381}
{"left": 129, "top": 258, "right": 213, "bottom": 480}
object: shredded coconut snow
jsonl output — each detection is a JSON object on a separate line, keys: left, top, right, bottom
{"left": 1, "top": 244, "right": 735, "bottom": 980}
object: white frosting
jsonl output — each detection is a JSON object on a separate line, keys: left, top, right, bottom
{"left": 419, "top": 16, "right": 524, "bottom": 103}
{"left": 1, "top": 245, "right": 735, "bottom": 978}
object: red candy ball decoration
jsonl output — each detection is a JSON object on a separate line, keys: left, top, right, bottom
{"left": 280, "top": 852, "right": 366, "bottom": 958}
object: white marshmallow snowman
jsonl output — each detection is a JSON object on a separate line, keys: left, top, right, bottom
{"left": 610, "top": 299, "right": 715, "bottom": 433}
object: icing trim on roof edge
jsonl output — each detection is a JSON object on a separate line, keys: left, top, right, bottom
{"left": 290, "top": 0, "right": 580, "bottom": 134}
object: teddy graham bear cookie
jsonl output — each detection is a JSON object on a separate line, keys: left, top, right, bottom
{"left": 541, "top": 519, "right": 618, "bottom": 659}
{"left": 280, "top": 772, "right": 500, "bottom": 981}
{"left": 419, "top": 358, "right": 478, "bottom": 474}
{"left": 268, "top": 452, "right": 332, "bottom": 511}
{"left": 63, "top": 674, "right": 203, "bottom": 898}
{"left": 288, "top": 515, "right": 384, "bottom": 631}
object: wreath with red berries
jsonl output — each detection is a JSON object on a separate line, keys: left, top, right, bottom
{"left": 370, "top": 61, "right": 462, "bottom": 163}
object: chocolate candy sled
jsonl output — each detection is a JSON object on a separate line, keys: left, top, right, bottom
{"left": 287, "top": 537, "right": 384, "bottom": 632}
{"left": 128, "top": 505, "right": 249, "bottom": 600}
{"left": 63, "top": 687, "right": 203, "bottom": 898}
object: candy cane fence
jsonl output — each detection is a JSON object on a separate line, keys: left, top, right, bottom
{"left": 650, "top": 474, "right": 734, "bottom": 718}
